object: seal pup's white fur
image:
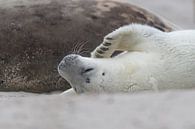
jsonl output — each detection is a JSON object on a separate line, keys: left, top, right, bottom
{"left": 58, "top": 24, "right": 195, "bottom": 94}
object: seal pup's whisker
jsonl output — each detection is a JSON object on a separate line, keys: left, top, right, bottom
{"left": 79, "top": 50, "right": 91, "bottom": 55}
{"left": 71, "top": 42, "right": 78, "bottom": 54}
{"left": 71, "top": 41, "right": 85, "bottom": 54}
{"left": 76, "top": 41, "right": 88, "bottom": 54}
{"left": 74, "top": 41, "right": 83, "bottom": 54}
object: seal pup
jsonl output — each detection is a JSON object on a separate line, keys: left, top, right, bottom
{"left": 58, "top": 24, "right": 195, "bottom": 94}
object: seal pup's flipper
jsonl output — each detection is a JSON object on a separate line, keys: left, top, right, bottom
{"left": 91, "top": 35, "right": 118, "bottom": 58}
{"left": 60, "top": 88, "right": 76, "bottom": 95}
{"left": 91, "top": 24, "right": 163, "bottom": 58}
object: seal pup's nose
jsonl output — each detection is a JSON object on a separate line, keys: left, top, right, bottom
{"left": 63, "top": 54, "right": 79, "bottom": 62}
{"left": 58, "top": 54, "right": 79, "bottom": 70}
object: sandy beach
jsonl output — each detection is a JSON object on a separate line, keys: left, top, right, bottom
{"left": 0, "top": 0, "right": 195, "bottom": 129}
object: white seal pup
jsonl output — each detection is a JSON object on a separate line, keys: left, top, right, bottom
{"left": 58, "top": 24, "right": 195, "bottom": 94}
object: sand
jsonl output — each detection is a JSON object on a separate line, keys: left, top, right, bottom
{"left": 0, "top": 0, "right": 195, "bottom": 128}
{"left": 0, "top": 90, "right": 195, "bottom": 129}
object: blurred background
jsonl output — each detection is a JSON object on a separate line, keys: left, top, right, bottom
{"left": 125, "top": 0, "right": 195, "bottom": 29}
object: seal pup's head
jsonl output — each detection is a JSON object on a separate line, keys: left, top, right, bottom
{"left": 58, "top": 54, "right": 134, "bottom": 94}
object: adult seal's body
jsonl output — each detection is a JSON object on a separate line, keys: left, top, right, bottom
{"left": 58, "top": 24, "right": 195, "bottom": 94}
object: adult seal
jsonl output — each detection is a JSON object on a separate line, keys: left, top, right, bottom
{"left": 58, "top": 24, "right": 195, "bottom": 94}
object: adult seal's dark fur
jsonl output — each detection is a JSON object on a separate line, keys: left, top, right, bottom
{"left": 0, "top": 0, "right": 178, "bottom": 92}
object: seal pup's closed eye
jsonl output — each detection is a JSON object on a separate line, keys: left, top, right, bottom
{"left": 58, "top": 24, "right": 195, "bottom": 94}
